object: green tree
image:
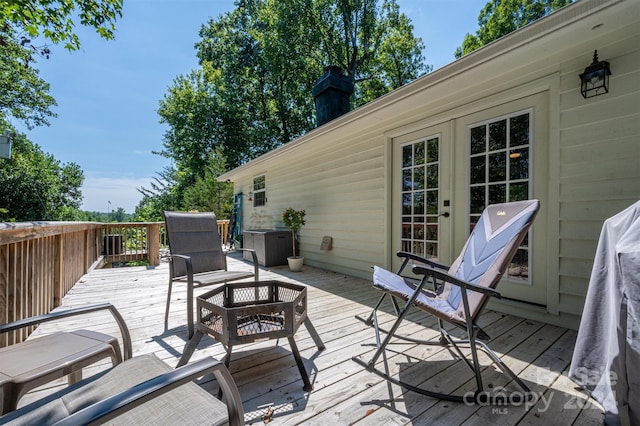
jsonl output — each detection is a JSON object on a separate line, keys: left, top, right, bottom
{"left": 0, "top": 0, "right": 123, "bottom": 128}
{"left": 0, "top": 26, "right": 57, "bottom": 129}
{"left": 454, "top": 0, "right": 573, "bottom": 59}
{"left": 0, "top": 123, "right": 84, "bottom": 221}
{"left": 0, "top": 0, "right": 123, "bottom": 51}
{"left": 110, "top": 207, "right": 127, "bottom": 222}
{"left": 1, "top": 2, "right": 123, "bottom": 221}
{"left": 315, "top": 0, "right": 428, "bottom": 104}
{"left": 134, "top": 167, "right": 182, "bottom": 222}
{"left": 183, "top": 148, "right": 234, "bottom": 218}
{"left": 147, "top": 0, "right": 427, "bottom": 218}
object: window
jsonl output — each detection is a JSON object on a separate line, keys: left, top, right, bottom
{"left": 252, "top": 175, "right": 266, "bottom": 207}
{"left": 468, "top": 110, "right": 532, "bottom": 282}
{"left": 400, "top": 136, "right": 440, "bottom": 260}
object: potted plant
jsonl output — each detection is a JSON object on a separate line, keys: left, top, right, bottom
{"left": 281, "top": 207, "right": 306, "bottom": 271}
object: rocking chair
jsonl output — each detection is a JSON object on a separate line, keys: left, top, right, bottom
{"left": 353, "top": 199, "right": 540, "bottom": 404}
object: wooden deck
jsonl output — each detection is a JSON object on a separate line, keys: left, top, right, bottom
{"left": 21, "top": 252, "right": 604, "bottom": 425}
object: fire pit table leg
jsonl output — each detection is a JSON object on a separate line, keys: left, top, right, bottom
{"left": 177, "top": 330, "right": 205, "bottom": 368}
{"left": 287, "top": 336, "right": 314, "bottom": 392}
{"left": 222, "top": 345, "right": 233, "bottom": 368}
{"left": 304, "top": 317, "right": 325, "bottom": 351}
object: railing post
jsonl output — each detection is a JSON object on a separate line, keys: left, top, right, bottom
{"left": 147, "top": 223, "right": 161, "bottom": 266}
{"left": 54, "top": 234, "right": 63, "bottom": 308}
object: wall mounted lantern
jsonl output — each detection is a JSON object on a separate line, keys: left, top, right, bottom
{"left": 579, "top": 50, "right": 611, "bottom": 99}
{"left": 0, "top": 130, "right": 12, "bottom": 159}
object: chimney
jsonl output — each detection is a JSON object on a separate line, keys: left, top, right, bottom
{"left": 312, "top": 66, "right": 354, "bottom": 127}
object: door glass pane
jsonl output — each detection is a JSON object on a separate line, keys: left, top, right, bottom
{"left": 470, "top": 156, "right": 485, "bottom": 184}
{"left": 468, "top": 111, "right": 532, "bottom": 283}
{"left": 508, "top": 248, "right": 529, "bottom": 280}
{"left": 510, "top": 114, "right": 529, "bottom": 147}
{"left": 427, "top": 137, "right": 439, "bottom": 163}
{"left": 414, "top": 141, "right": 425, "bottom": 166}
{"left": 489, "top": 183, "right": 506, "bottom": 204}
{"left": 509, "top": 149, "right": 529, "bottom": 180}
{"left": 426, "top": 224, "right": 438, "bottom": 240}
{"left": 426, "top": 190, "right": 438, "bottom": 215}
{"left": 427, "top": 164, "right": 438, "bottom": 188}
{"left": 488, "top": 152, "right": 506, "bottom": 182}
{"left": 426, "top": 242, "right": 438, "bottom": 258}
{"left": 403, "top": 145, "right": 412, "bottom": 167}
{"left": 470, "top": 186, "right": 485, "bottom": 214}
{"left": 400, "top": 136, "right": 440, "bottom": 260}
{"left": 470, "top": 126, "right": 486, "bottom": 154}
{"left": 402, "top": 193, "right": 411, "bottom": 215}
{"left": 414, "top": 167, "right": 425, "bottom": 190}
{"left": 402, "top": 169, "right": 412, "bottom": 191}
{"left": 413, "top": 191, "right": 424, "bottom": 215}
{"left": 489, "top": 120, "right": 507, "bottom": 150}
{"left": 509, "top": 182, "right": 528, "bottom": 202}
{"left": 413, "top": 223, "right": 424, "bottom": 239}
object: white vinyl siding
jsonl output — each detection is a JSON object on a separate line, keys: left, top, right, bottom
{"left": 220, "top": 0, "right": 640, "bottom": 329}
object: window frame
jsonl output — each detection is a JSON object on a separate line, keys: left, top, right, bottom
{"left": 252, "top": 174, "right": 266, "bottom": 207}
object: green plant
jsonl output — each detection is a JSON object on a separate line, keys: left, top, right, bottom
{"left": 281, "top": 208, "right": 306, "bottom": 257}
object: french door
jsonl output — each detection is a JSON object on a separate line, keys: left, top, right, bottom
{"left": 391, "top": 100, "right": 546, "bottom": 306}
{"left": 392, "top": 123, "right": 452, "bottom": 273}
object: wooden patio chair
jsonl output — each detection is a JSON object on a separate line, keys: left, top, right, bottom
{"left": 164, "top": 211, "right": 259, "bottom": 338}
{"left": 353, "top": 199, "right": 540, "bottom": 404}
{"left": 0, "top": 304, "right": 244, "bottom": 425}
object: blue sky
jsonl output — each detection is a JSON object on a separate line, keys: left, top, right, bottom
{"left": 16, "top": 0, "right": 488, "bottom": 213}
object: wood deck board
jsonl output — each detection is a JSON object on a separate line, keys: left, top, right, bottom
{"left": 17, "top": 252, "right": 604, "bottom": 425}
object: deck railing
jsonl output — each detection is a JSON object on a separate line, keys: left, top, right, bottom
{"left": 102, "top": 222, "right": 163, "bottom": 265}
{"left": 0, "top": 219, "right": 230, "bottom": 346}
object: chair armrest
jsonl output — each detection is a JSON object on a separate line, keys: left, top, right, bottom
{"left": 169, "top": 253, "right": 195, "bottom": 280}
{"left": 0, "top": 303, "right": 132, "bottom": 360}
{"left": 412, "top": 265, "right": 502, "bottom": 299}
{"left": 396, "top": 251, "right": 449, "bottom": 271}
{"left": 235, "top": 248, "right": 259, "bottom": 280}
{"left": 168, "top": 253, "right": 192, "bottom": 269}
{"left": 53, "top": 357, "right": 244, "bottom": 426}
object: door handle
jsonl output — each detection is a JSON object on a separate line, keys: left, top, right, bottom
{"left": 439, "top": 212, "right": 450, "bottom": 218}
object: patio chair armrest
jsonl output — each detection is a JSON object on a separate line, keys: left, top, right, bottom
{"left": 53, "top": 356, "right": 244, "bottom": 426}
{"left": 396, "top": 251, "right": 449, "bottom": 271}
{"left": 0, "top": 303, "right": 132, "bottom": 360}
{"left": 168, "top": 253, "right": 191, "bottom": 265}
{"left": 169, "top": 253, "right": 195, "bottom": 279}
{"left": 236, "top": 248, "right": 259, "bottom": 279}
{"left": 412, "top": 265, "right": 502, "bottom": 299}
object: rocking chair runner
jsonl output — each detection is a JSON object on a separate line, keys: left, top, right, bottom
{"left": 353, "top": 199, "right": 540, "bottom": 404}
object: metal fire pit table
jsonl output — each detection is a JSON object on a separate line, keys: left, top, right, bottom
{"left": 178, "top": 281, "right": 325, "bottom": 391}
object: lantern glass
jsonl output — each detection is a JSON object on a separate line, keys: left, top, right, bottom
{"left": 579, "top": 50, "right": 611, "bottom": 99}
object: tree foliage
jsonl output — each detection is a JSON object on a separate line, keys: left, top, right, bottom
{"left": 1, "top": 0, "right": 123, "bottom": 51}
{"left": 134, "top": 167, "right": 182, "bottom": 222}
{"left": 0, "top": 0, "right": 123, "bottom": 128}
{"left": 182, "top": 147, "right": 234, "bottom": 218}
{"left": 454, "top": 0, "right": 573, "bottom": 59}
{"left": 0, "top": 122, "right": 84, "bottom": 221}
{"left": 0, "top": 24, "right": 57, "bottom": 129}
{"left": 0, "top": 0, "right": 123, "bottom": 221}
{"left": 315, "top": 0, "right": 427, "bottom": 103}
{"left": 149, "top": 0, "right": 427, "bottom": 218}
